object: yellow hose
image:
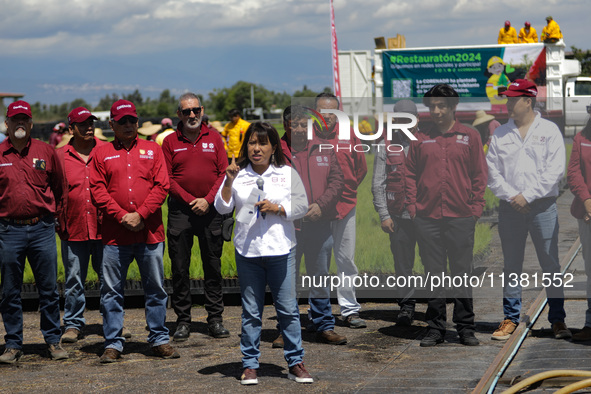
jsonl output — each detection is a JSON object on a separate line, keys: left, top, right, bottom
{"left": 555, "top": 378, "right": 591, "bottom": 394}
{"left": 502, "top": 370, "right": 591, "bottom": 394}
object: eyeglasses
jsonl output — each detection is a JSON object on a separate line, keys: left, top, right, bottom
{"left": 180, "top": 107, "right": 202, "bottom": 117}
{"left": 116, "top": 116, "right": 138, "bottom": 125}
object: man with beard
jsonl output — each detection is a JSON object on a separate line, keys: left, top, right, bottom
{"left": 0, "top": 101, "right": 68, "bottom": 363}
{"left": 161, "top": 93, "right": 229, "bottom": 340}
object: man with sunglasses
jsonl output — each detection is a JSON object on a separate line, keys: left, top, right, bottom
{"left": 90, "top": 100, "right": 178, "bottom": 362}
{"left": 161, "top": 93, "right": 229, "bottom": 341}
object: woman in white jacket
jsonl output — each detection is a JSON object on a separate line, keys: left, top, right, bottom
{"left": 214, "top": 122, "right": 312, "bottom": 385}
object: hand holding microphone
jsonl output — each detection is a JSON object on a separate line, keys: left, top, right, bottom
{"left": 256, "top": 178, "right": 266, "bottom": 219}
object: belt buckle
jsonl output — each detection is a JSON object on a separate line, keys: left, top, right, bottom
{"left": 14, "top": 216, "right": 41, "bottom": 225}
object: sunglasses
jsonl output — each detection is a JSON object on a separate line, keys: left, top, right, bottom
{"left": 116, "top": 116, "right": 138, "bottom": 125}
{"left": 180, "top": 107, "right": 202, "bottom": 117}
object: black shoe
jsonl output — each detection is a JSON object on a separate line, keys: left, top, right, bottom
{"left": 208, "top": 321, "right": 230, "bottom": 338}
{"left": 396, "top": 309, "right": 414, "bottom": 326}
{"left": 173, "top": 324, "right": 190, "bottom": 342}
{"left": 420, "top": 329, "right": 444, "bottom": 347}
{"left": 459, "top": 331, "right": 480, "bottom": 346}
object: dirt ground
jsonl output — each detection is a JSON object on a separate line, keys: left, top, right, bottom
{"left": 1, "top": 301, "right": 433, "bottom": 393}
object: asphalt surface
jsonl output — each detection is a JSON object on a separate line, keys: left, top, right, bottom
{"left": 2, "top": 190, "right": 590, "bottom": 393}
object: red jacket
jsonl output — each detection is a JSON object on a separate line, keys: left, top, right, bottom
{"left": 56, "top": 138, "right": 105, "bottom": 241}
{"left": 568, "top": 131, "right": 591, "bottom": 219}
{"left": 405, "top": 121, "right": 487, "bottom": 219}
{"left": 162, "top": 123, "right": 227, "bottom": 206}
{"left": 315, "top": 126, "right": 367, "bottom": 219}
{"left": 90, "top": 137, "right": 170, "bottom": 245}
{"left": 290, "top": 139, "right": 344, "bottom": 221}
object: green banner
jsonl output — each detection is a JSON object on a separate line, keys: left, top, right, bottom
{"left": 382, "top": 44, "right": 545, "bottom": 105}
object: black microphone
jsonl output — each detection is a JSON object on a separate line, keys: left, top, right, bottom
{"left": 256, "top": 178, "right": 265, "bottom": 219}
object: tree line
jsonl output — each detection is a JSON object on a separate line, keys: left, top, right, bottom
{"left": 30, "top": 82, "right": 332, "bottom": 123}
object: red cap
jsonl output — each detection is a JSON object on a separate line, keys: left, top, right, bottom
{"left": 6, "top": 100, "right": 32, "bottom": 118}
{"left": 110, "top": 99, "right": 137, "bottom": 121}
{"left": 68, "top": 107, "right": 97, "bottom": 124}
{"left": 525, "top": 21, "right": 531, "bottom": 27}
{"left": 500, "top": 79, "right": 538, "bottom": 97}
{"left": 505, "top": 20, "right": 511, "bottom": 27}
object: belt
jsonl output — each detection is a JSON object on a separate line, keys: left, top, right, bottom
{"left": 0, "top": 216, "right": 44, "bottom": 226}
{"left": 530, "top": 196, "right": 556, "bottom": 205}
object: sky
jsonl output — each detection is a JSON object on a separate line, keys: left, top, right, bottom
{"left": 0, "top": 0, "right": 588, "bottom": 106}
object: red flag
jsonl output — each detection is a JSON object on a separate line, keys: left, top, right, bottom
{"left": 330, "top": 0, "right": 342, "bottom": 102}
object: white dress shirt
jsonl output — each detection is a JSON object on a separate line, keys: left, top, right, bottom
{"left": 487, "top": 111, "right": 565, "bottom": 203}
{"left": 214, "top": 163, "right": 308, "bottom": 257}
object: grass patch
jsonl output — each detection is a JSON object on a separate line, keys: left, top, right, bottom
{"left": 21, "top": 149, "right": 497, "bottom": 283}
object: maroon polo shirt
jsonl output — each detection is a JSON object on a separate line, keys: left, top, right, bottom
{"left": 161, "top": 123, "right": 227, "bottom": 205}
{"left": 405, "top": 120, "right": 487, "bottom": 219}
{"left": 90, "top": 136, "right": 170, "bottom": 245}
{"left": 568, "top": 131, "right": 591, "bottom": 219}
{"left": 0, "top": 137, "right": 66, "bottom": 220}
{"left": 315, "top": 126, "right": 367, "bottom": 220}
{"left": 56, "top": 138, "right": 105, "bottom": 241}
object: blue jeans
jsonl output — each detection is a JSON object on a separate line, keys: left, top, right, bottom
{"left": 297, "top": 221, "right": 335, "bottom": 332}
{"left": 236, "top": 248, "right": 304, "bottom": 369}
{"left": 62, "top": 239, "right": 103, "bottom": 331}
{"left": 102, "top": 243, "right": 169, "bottom": 352}
{"left": 499, "top": 199, "right": 565, "bottom": 324}
{"left": 0, "top": 217, "right": 61, "bottom": 349}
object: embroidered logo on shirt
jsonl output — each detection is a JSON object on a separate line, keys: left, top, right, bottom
{"left": 202, "top": 142, "right": 215, "bottom": 153}
{"left": 531, "top": 135, "right": 547, "bottom": 146}
{"left": 174, "top": 148, "right": 188, "bottom": 152}
{"left": 33, "top": 158, "right": 46, "bottom": 170}
{"left": 104, "top": 155, "right": 120, "bottom": 161}
{"left": 0, "top": 163, "right": 13, "bottom": 167}
{"left": 139, "top": 149, "right": 154, "bottom": 159}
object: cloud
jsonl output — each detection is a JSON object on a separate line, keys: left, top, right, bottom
{"left": 0, "top": 0, "right": 332, "bottom": 56}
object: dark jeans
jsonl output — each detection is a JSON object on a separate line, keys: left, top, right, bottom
{"left": 168, "top": 198, "right": 224, "bottom": 325}
{"left": 296, "top": 221, "right": 335, "bottom": 332}
{"left": 0, "top": 217, "right": 61, "bottom": 349}
{"left": 389, "top": 217, "right": 418, "bottom": 310}
{"left": 498, "top": 199, "right": 565, "bottom": 324}
{"left": 414, "top": 216, "right": 476, "bottom": 335}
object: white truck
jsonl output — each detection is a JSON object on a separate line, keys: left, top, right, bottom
{"left": 339, "top": 41, "right": 591, "bottom": 136}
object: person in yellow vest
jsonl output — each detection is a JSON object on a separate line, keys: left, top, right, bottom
{"left": 518, "top": 21, "right": 538, "bottom": 43}
{"left": 541, "top": 16, "right": 563, "bottom": 43}
{"left": 498, "top": 21, "right": 518, "bottom": 44}
{"left": 221, "top": 109, "right": 250, "bottom": 163}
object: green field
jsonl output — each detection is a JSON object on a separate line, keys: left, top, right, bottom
{"left": 19, "top": 149, "right": 495, "bottom": 284}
